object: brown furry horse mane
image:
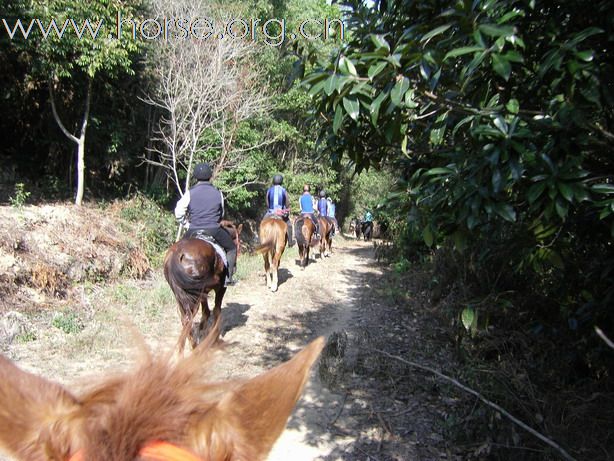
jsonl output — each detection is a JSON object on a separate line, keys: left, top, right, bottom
{"left": 0, "top": 324, "right": 324, "bottom": 461}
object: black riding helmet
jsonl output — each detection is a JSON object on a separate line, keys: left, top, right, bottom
{"left": 273, "top": 174, "right": 283, "bottom": 185}
{"left": 193, "top": 163, "right": 213, "bottom": 181}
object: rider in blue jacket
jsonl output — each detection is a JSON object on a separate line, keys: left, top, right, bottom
{"left": 299, "top": 185, "right": 319, "bottom": 237}
{"left": 265, "top": 174, "right": 293, "bottom": 246}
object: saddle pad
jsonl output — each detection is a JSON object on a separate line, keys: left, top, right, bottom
{"left": 192, "top": 233, "right": 228, "bottom": 268}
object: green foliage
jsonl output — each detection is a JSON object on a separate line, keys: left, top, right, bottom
{"left": 23, "top": 0, "right": 143, "bottom": 79}
{"left": 9, "top": 183, "right": 31, "bottom": 207}
{"left": 52, "top": 311, "right": 83, "bottom": 334}
{"left": 16, "top": 331, "right": 37, "bottom": 343}
{"left": 119, "top": 193, "right": 175, "bottom": 266}
{"left": 304, "top": 0, "right": 614, "bottom": 332}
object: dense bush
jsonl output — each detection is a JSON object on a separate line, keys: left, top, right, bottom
{"left": 304, "top": 0, "right": 614, "bottom": 457}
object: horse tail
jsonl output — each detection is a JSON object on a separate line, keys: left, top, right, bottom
{"left": 164, "top": 247, "right": 206, "bottom": 311}
{"left": 255, "top": 238, "right": 276, "bottom": 255}
{"left": 294, "top": 217, "right": 308, "bottom": 246}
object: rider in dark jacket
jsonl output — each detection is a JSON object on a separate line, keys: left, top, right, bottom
{"left": 174, "top": 163, "right": 237, "bottom": 285}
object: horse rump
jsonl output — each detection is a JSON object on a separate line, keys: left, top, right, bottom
{"left": 164, "top": 241, "right": 213, "bottom": 311}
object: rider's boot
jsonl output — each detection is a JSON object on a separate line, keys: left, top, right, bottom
{"left": 226, "top": 248, "right": 238, "bottom": 286}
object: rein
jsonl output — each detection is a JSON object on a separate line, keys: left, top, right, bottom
{"left": 69, "top": 441, "right": 202, "bottom": 461}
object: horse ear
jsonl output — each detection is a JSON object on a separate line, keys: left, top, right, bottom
{"left": 0, "top": 355, "right": 80, "bottom": 460}
{"left": 191, "top": 337, "right": 324, "bottom": 460}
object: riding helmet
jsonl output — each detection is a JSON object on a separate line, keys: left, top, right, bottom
{"left": 193, "top": 163, "right": 213, "bottom": 181}
{"left": 273, "top": 174, "right": 283, "bottom": 185}
{"left": 319, "top": 190, "right": 326, "bottom": 198}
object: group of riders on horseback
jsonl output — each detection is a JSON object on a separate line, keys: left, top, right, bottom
{"left": 264, "top": 174, "right": 339, "bottom": 248}
{"left": 173, "top": 163, "right": 339, "bottom": 286}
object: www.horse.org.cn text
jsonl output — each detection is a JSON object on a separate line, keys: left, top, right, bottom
{"left": 1, "top": 13, "right": 345, "bottom": 47}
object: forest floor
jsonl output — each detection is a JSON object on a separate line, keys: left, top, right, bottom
{"left": 0, "top": 204, "right": 463, "bottom": 460}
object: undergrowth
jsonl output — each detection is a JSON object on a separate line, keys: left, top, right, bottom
{"left": 375, "top": 240, "right": 614, "bottom": 460}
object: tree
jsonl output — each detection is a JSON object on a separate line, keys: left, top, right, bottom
{"left": 143, "top": 0, "right": 268, "bottom": 199}
{"left": 20, "top": 0, "right": 143, "bottom": 205}
{"left": 305, "top": 0, "right": 614, "bottom": 317}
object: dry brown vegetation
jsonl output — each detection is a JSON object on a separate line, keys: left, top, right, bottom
{"left": 0, "top": 203, "right": 151, "bottom": 314}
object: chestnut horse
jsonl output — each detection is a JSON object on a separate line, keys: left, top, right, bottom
{"left": 318, "top": 216, "right": 334, "bottom": 258}
{"left": 256, "top": 217, "right": 287, "bottom": 292}
{"left": 164, "top": 221, "right": 241, "bottom": 351}
{"left": 294, "top": 216, "right": 316, "bottom": 268}
{"left": 0, "top": 323, "right": 324, "bottom": 461}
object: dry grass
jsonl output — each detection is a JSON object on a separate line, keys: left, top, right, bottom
{"left": 30, "top": 262, "right": 66, "bottom": 295}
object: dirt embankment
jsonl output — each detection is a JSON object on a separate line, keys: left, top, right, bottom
{"left": 0, "top": 202, "right": 149, "bottom": 311}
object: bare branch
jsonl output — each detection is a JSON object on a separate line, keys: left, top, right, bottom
{"left": 373, "top": 349, "right": 577, "bottom": 461}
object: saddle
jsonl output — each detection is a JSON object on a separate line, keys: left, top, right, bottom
{"left": 266, "top": 209, "right": 290, "bottom": 220}
{"left": 190, "top": 231, "right": 228, "bottom": 269}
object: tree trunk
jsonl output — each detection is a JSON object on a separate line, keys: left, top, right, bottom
{"left": 49, "top": 77, "right": 92, "bottom": 206}
{"left": 75, "top": 134, "right": 86, "bottom": 206}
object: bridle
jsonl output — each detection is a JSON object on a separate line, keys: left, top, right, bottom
{"left": 69, "top": 441, "right": 202, "bottom": 461}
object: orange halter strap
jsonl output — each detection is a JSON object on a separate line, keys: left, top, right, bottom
{"left": 69, "top": 441, "right": 202, "bottom": 461}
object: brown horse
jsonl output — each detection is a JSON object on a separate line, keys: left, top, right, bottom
{"left": 164, "top": 221, "right": 241, "bottom": 351}
{"left": 294, "top": 216, "right": 316, "bottom": 268}
{"left": 256, "top": 217, "right": 287, "bottom": 292}
{"left": 318, "top": 216, "right": 334, "bottom": 258}
{"left": 0, "top": 322, "right": 324, "bottom": 461}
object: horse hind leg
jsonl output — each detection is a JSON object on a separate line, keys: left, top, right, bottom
{"left": 271, "top": 252, "right": 279, "bottom": 292}
{"left": 211, "top": 286, "right": 226, "bottom": 334}
{"left": 263, "top": 253, "right": 272, "bottom": 288}
{"left": 195, "top": 296, "right": 211, "bottom": 348}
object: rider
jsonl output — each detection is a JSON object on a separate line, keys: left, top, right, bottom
{"left": 363, "top": 209, "right": 374, "bottom": 241}
{"left": 264, "top": 174, "right": 293, "bottom": 246}
{"left": 174, "top": 162, "right": 237, "bottom": 285}
{"left": 326, "top": 196, "right": 339, "bottom": 235}
{"left": 317, "top": 190, "right": 328, "bottom": 218}
{"left": 299, "top": 184, "right": 319, "bottom": 237}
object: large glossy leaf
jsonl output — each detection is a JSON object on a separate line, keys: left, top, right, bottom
{"left": 390, "top": 77, "right": 410, "bottom": 106}
{"left": 592, "top": 184, "right": 614, "bottom": 194}
{"left": 339, "top": 56, "right": 358, "bottom": 76}
{"left": 461, "top": 307, "right": 476, "bottom": 332}
{"left": 492, "top": 54, "right": 511, "bottom": 80}
{"left": 420, "top": 23, "right": 452, "bottom": 44}
{"left": 479, "top": 24, "right": 514, "bottom": 38}
{"left": 444, "top": 46, "right": 484, "bottom": 60}
{"left": 506, "top": 98, "right": 519, "bottom": 114}
{"left": 343, "top": 97, "right": 360, "bottom": 121}
{"left": 370, "top": 34, "right": 390, "bottom": 52}
{"left": 333, "top": 104, "right": 344, "bottom": 133}
{"left": 324, "top": 74, "right": 337, "bottom": 96}
{"left": 368, "top": 61, "right": 388, "bottom": 80}
{"left": 493, "top": 203, "right": 517, "bottom": 222}
{"left": 429, "top": 113, "right": 447, "bottom": 146}
{"left": 369, "top": 91, "right": 388, "bottom": 125}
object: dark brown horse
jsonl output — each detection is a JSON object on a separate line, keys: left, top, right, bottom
{"left": 318, "top": 216, "right": 334, "bottom": 258}
{"left": 164, "top": 221, "right": 241, "bottom": 351}
{"left": 0, "top": 322, "right": 324, "bottom": 461}
{"left": 294, "top": 216, "right": 316, "bottom": 268}
{"left": 256, "top": 217, "right": 287, "bottom": 292}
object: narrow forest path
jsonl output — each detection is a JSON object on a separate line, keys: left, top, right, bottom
{"left": 2, "top": 236, "right": 459, "bottom": 460}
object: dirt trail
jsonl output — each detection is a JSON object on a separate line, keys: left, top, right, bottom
{"left": 2, "top": 236, "right": 456, "bottom": 460}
